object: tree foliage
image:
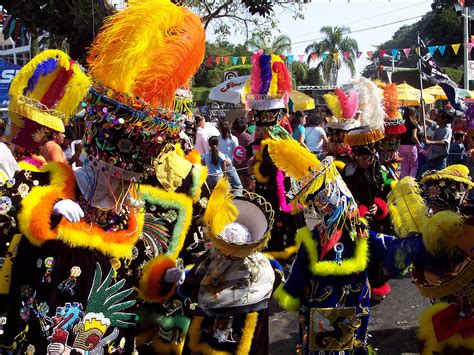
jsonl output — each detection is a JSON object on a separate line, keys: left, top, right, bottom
{"left": 246, "top": 31, "right": 292, "bottom": 54}
{"left": 305, "top": 26, "right": 358, "bottom": 85}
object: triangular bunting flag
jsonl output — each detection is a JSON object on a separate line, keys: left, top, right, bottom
{"left": 232, "top": 56, "right": 238, "bottom": 65}
{"left": 298, "top": 54, "right": 305, "bottom": 62}
{"left": 207, "top": 56, "right": 213, "bottom": 64}
{"left": 402, "top": 48, "right": 411, "bottom": 58}
{"left": 333, "top": 52, "right": 339, "bottom": 60}
{"left": 287, "top": 55, "right": 294, "bottom": 64}
{"left": 322, "top": 53, "right": 328, "bottom": 60}
{"left": 311, "top": 53, "right": 318, "bottom": 61}
{"left": 343, "top": 51, "right": 350, "bottom": 60}
{"left": 378, "top": 49, "right": 387, "bottom": 57}
{"left": 438, "top": 45, "right": 446, "bottom": 56}
{"left": 428, "top": 46, "right": 437, "bottom": 56}
{"left": 470, "top": 37, "right": 474, "bottom": 43}
{"left": 223, "top": 56, "right": 229, "bottom": 65}
{"left": 367, "top": 51, "right": 374, "bottom": 59}
{"left": 215, "top": 56, "right": 221, "bottom": 64}
{"left": 280, "top": 55, "right": 286, "bottom": 61}
{"left": 468, "top": 44, "right": 473, "bottom": 54}
{"left": 356, "top": 51, "right": 362, "bottom": 59}
{"left": 451, "top": 44, "right": 461, "bottom": 55}
{"left": 391, "top": 49, "right": 399, "bottom": 58}
{"left": 241, "top": 56, "right": 247, "bottom": 64}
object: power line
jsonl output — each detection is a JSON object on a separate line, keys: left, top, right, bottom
{"left": 291, "top": 15, "right": 423, "bottom": 48}
{"left": 290, "top": 1, "right": 426, "bottom": 40}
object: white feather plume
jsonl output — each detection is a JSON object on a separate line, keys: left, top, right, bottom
{"left": 358, "top": 77, "right": 385, "bottom": 131}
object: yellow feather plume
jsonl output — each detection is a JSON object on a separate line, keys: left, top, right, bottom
{"left": 387, "top": 177, "right": 427, "bottom": 237}
{"left": 324, "top": 92, "right": 343, "bottom": 119}
{"left": 421, "top": 210, "right": 465, "bottom": 256}
{"left": 87, "top": 0, "right": 205, "bottom": 109}
{"left": 265, "top": 139, "right": 320, "bottom": 181}
{"left": 203, "top": 178, "right": 238, "bottom": 237}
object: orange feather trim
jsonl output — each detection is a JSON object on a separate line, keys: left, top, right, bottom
{"left": 18, "top": 163, "right": 75, "bottom": 246}
{"left": 383, "top": 83, "right": 401, "bottom": 120}
{"left": 185, "top": 149, "right": 201, "bottom": 165}
{"left": 56, "top": 211, "right": 143, "bottom": 259}
{"left": 139, "top": 255, "right": 177, "bottom": 302}
{"left": 135, "top": 7, "right": 206, "bottom": 108}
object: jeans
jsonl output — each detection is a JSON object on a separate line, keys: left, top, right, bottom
{"left": 418, "top": 155, "right": 447, "bottom": 178}
{"left": 399, "top": 144, "right": 418, "bottom": 178}
{"left": 206, "top": 166, "right": 243, "bottom": 193}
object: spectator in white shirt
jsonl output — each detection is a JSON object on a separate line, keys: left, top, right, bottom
{"left": 194, "top": 115, "right": 209, "bottom": 155}
{"left": 217, "top": 119, "right": 243, "bottom": 191}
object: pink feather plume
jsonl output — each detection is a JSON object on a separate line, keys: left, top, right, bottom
{"left": 335, "top": 88, "right": 347, "bottom": 117}
{"left": 250, "top": 50, "right": 263, "bottom": 95}
{"left": 345, "top": 89, "right": 359, "bottom": 119}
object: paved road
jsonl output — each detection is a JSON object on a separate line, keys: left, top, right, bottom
{"left": 269, "top": 277, "right": 430, "bottom": 354}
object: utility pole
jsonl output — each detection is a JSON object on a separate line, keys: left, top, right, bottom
{"left": 463, "top": 5, "right": 470, "bottom": 89}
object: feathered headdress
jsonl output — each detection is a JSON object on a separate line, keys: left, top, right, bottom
{"left": 324, "top": 88, "right": 360, "bottom": 130}
{"left": 382, "top": 83, "right": 406, "bottom": 135}
{"left": 8, "top": 50, "right": 91, "bottom": 150}
{"left": 83, "top": 0, "right": 205, "bottom": 174}
{"left": 245, "top": 51, "right": 292, "bottom": 114}
{"left": 344, "top": 77, "right": 385, "bottom": 148}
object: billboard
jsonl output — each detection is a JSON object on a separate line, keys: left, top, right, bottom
{"left": 0, "top": 59, "right": 21, "bottom": 108}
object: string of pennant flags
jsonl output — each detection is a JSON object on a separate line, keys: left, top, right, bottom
{"left": 205, "top": 41, "right": 474, "bottom": 66}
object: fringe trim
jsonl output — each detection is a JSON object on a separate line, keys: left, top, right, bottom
{"left": 139, "top": 255, "right": 177, "bottom": 303}
{"left": 140, "top": 184, "right": 194, "bottom": 260}
{"left": 418, "top": 302, "right": 474, "bottom": 354}
{"left": 344, "top": 128, "right": 384, "bottom": 147}
{"left": 273, "top": 284, "right": 300, "bottom": 313}
{"left": 417, "top": 260, "right": 474, "bottom": 299}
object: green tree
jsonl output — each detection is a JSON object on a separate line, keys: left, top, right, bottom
{"left": 246, "top": 31, "right": 292, "bottom": 54}
{"left": 291, "top": 61, "right": 309, "bottom": 86}
{"left": 304, "top": 26, "right": 358, "bottom": 85}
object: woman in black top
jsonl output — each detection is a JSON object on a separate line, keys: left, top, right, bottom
{"left": 399, "top": 107, "right": 423, "bottom": 178}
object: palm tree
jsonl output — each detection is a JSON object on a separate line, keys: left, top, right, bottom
{"left": 305, "top": 26, "right": 358, "bottom": 86}
{"left": 246, "top": 31, "right": 292, "bottom": 55}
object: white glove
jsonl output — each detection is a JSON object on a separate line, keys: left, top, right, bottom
{"left": 164, "top": 267, "right": 185, "bottom": 285}
{"left": 53, "top": 199, "right": 84, "bottom": 223}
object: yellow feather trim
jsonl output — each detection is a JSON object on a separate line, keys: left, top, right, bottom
{"left": 265, "top": 138, "right": 320, "bottom": 181}
{"left": 253, "top": 161, "right": 270, "bottom": 183}
{"left": 333, "top": 159, "right": 346, "bottom": 173}
{"left": 324, "top": 92, "right": 343, "bottom": 118}
{"left": 296, "top": 226, "right": 369, "bottom": 276}
{"left": 189, "top": 164, "right": 207, "bottom": 203}
{"left": 421, "top": 211, "right": 465, "bottom": 256}
{"left": 418, "top": 302, "right": 474, "bottom": 354}
{"left": 188, "top": 316, "right": 230, "bottom": 355}
{"left": 203, "top": 178, "right": 238, "bottom": 237}
{"left": 273, "top": 284, "right": 301, "bottom": 313}
{"left": 17, "top": 161, "right": 41, "bottom": 172}
{"left": 264, "top": 245, "right": 297, "bottom": 260}
{"left": 0, "top": 234, "right": 22, "bottom": 295}
{"left": 387, "top": 177, "right": 427, "bottom": 237}
{"left": 140, "top": 184, "right": 193, "bottom": 260}
{"left": 344, "top": 128, "right": 385, "bottom": 147}
{"left": 236, "top": 312, "right": 259, "bottom": 355}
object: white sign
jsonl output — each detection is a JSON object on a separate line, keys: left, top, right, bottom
{"left": 468, "top": 61, "right": 474, "bottom": 80}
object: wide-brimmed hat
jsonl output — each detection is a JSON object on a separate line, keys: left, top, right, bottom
{"left": 203, "top": 179, "right": 274, "bottom": 258}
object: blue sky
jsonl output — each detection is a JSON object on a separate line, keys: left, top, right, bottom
{"left": 208, "top": 0, "right": 436, "bottom": 84}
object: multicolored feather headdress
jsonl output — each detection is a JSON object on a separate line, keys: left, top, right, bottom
{"left": 344, "top": 77, "right": 385, "bottom": 149}
{"left": 324, "top": 88, "right": 360, "bottom": 130}
{"left": 245, "top": 50, "right": 292, "bottom": 118}
{"left": 83, "top": 0, "right": 205, "bottom": 175}
{"left": 8, "top": 50, "right": 91, "bottom": 150}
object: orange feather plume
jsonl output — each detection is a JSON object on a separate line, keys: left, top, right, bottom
{"left": 383, "top": 83, "right": 400, "bottom": 119}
